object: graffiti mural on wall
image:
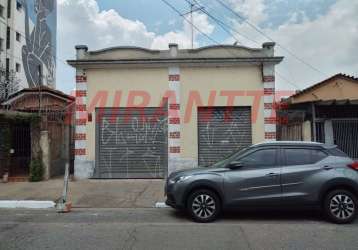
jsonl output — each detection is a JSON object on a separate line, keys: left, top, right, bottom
{"left": 198, "top": 107, "right": 252, "bottom": 166}
{"left": 21, "top": 0, "right": 56, "bottom": 87}
{"left": 98, "top": 108, "right": 168, "bottom": 179}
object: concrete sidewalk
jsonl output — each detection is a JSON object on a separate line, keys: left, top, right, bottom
{"left": 0, "top": 179, "right": 165, "bottom": 208}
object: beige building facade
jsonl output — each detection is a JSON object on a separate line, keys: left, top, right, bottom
{"left": 68, "top": 43, "right": 283, "bottom": 179}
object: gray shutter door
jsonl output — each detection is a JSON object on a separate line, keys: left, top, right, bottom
{"left": 198, "top": 107, "right": 252, "bottom": 166}
{"left": 96, "top": 107, "right": 167, "bottom": 179}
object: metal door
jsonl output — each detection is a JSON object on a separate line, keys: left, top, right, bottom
{"left": 96, "top": 107, "right": 167, "bottom": 179}
{"left": 11, "top": 123, "right": 31, "bottom": 177}
{"left": 198, "top": 107, "right": 252, "bottom": 166}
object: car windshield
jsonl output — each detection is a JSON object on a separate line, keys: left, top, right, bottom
{"left": 208, "top": 147, "right": 251, "bottom": 168}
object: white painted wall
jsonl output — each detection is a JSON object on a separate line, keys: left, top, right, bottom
{"left": 0, "top": 0, "right": 9, "bottom": 70}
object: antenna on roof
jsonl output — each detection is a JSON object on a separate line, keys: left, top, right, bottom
{"left": 190, "top": 2, "right": 194, "bottom": 49}
{"left": 181, "top": 1, "right": 204, "bottom": 49}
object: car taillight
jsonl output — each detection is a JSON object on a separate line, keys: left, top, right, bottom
{"left": 348, "top": 161, "right": 358, "bottom": 170}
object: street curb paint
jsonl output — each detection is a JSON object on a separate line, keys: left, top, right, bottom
{"left": 0, "top": 201, "right": 55, "bottom": 209}
{"left": 155, "top": 202, "right": 169, "bottom": 208}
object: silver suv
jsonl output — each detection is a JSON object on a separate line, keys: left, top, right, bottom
{"left": 165, "top": 141, "right": 358, "bottom": 223}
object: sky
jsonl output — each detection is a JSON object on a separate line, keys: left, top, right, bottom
{"left": 57, "top": 0, "right": 358, "bottom": 94}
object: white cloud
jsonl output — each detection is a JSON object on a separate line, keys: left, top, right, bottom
{"left": 58, "top": 0, "right": 155, "bottom": 55}
{"left": 151, "top": 31, "right": 192, "bottom": 50}
{"left": 183, "top": 12, "right": 215, "bottom": 36}
{"left": 230, "top": 0, "right": 358, "bottom": 90}
{"left": 57, "top": 0, "right": 357, "bottom": 93}
{"left": 57, "top": 0, "right": 215, "bottom": 92}
{"left": 228, "top": 0, "right": 268, "bottom": 25}
{"left": 151, "top": 12, "right": 215, "bottom": 49}
{"left": 58, "top": 0, "right": 214, "bottom": 55}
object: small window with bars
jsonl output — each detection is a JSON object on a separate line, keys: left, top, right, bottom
{"left": 16, "top": 63, "right": 21, "bottom": 73}
{"left": 0, "top": 38, "right": 4, "bottom": 51}
{"left": 16, "top": 32, "right": 21, "bottom": 42}
{"left": 6, "top": 27, "right": 10, "bottom": 49}
{"left": 0, "top": 5, "right": 5, "bottom": 18}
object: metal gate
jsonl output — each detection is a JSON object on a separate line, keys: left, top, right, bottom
{"left": 315, "top": 121, "right": 325, "bottom": 143}
{"left": 198, "top": 107, "right": 252, "bottom": 166}
{"left": 279, "top": 123, "right": 303, "bottom": 141}
{"left": 332, "top": 119, "right": 358, "bottom": 159}
{"left": 12, "top": 123, "right": 31, "bottom": 176}
{"left": 96, "top": 107, "right": 168, "bottom": 179}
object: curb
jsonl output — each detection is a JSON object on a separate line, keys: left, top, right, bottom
{"left": 155, "top": 202, "right": 169, "bottom": 208}
{"left": 0, "top": 201, "right": 56, "bottom": 209}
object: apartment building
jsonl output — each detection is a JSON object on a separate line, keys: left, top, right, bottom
{"left": 0, "top": 0, "right": 57, "bottom": 100}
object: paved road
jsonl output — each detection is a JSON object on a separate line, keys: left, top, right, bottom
{"left": 0, "top": 208, "right": 357, "bottom": 250}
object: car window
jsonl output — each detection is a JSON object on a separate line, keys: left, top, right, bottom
{"left": 210, "top": 147, "right": 253, "bottom": 168}
{"left": 328, "top": 148, "right": 349, "bottom": 157}
{"left": 284, "top": 148, "right": 327, "bottom": 166}
{"left": 237, "top": 149, "right": 277, "bottom": 167}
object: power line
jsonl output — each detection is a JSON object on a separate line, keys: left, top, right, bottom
{"left": 189, "top": 2, "right": 194, "bottom": 49}
{"left": 160, "top": 0, "right": 227, "bottom": 51}
{"left": 190, "top": 0, "right": 302, "bottom": 90}
{"left": 182, "top": 1, "right": 200, "bottom": 49}
{"left": 184, "top": 0, "right": 242, "bottom": 45}
{"left": 190, "top": 0, "right": 259, "bottom": 46}
{"left": 214, "top": 0, "right": 328, "bottom": 77}
{"left": 192, "top": 0, "right": 302, "bottom": 90}
{"left": 162, "top": 0, "right": 300, "bottom": 90}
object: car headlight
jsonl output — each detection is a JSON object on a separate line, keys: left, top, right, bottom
{"left": 168, "top": 175, "right": 193, "bottom": 184}
{"left": 176, "top": 175, "right": 193, "bottom": 183}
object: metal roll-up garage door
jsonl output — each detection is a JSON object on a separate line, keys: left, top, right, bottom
{"left": 96, "top": 107, "right": 167, "bottom": 179}
{"left": 198, "top": 107, "right": 252, "bottom": 166}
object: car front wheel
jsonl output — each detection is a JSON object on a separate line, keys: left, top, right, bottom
{"left": 324, "top": 189, "right": 357, "bottom": 224}
{"left": 187, "top": 189, "right": 221, "bottom": 223}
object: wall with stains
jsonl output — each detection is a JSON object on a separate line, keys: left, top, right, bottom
{"left": 291, "top": 78, "right": 358, "bottom": 104}
{"left": 180, "top": 65, "right": 264, "bottom": 164}
{"left": 82, "top": 65, "right": 264, "bottom": 171}
{"left": 85, "top": 67, "right": 169, "bottom": 163}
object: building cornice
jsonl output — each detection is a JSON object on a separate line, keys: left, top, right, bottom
{"left": 67, "top": 57, "right": 284, "bottom": 69}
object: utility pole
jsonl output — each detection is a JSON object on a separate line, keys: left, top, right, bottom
{"left": 190, "top": 2, "right": 194, "bottom": 49}
{"left": 38, "top": 65, "right": 43, "bottom": 116}
{"left": 182, "top": 1, "right": 204, "bottom": 49}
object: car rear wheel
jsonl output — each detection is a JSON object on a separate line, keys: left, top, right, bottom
{"left": 324, "top": 189, "right": 357, "bottom": 224}
{"left": 187, "top": 189, "right": 221, "bottom": 223}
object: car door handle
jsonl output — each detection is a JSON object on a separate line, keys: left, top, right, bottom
{"left": 266, "top": 173, "right": 279, "bottom": 177}
{"left": 323, "top": 166, "right": 333, "bottom": 170}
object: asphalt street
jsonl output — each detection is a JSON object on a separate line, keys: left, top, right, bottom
{"left": 0, "top": 208, "right": 357, "bottom": 250}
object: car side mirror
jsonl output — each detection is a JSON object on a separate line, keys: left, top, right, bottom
{"left": 228, "top": 161, "right": 244, "bottom": 170}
